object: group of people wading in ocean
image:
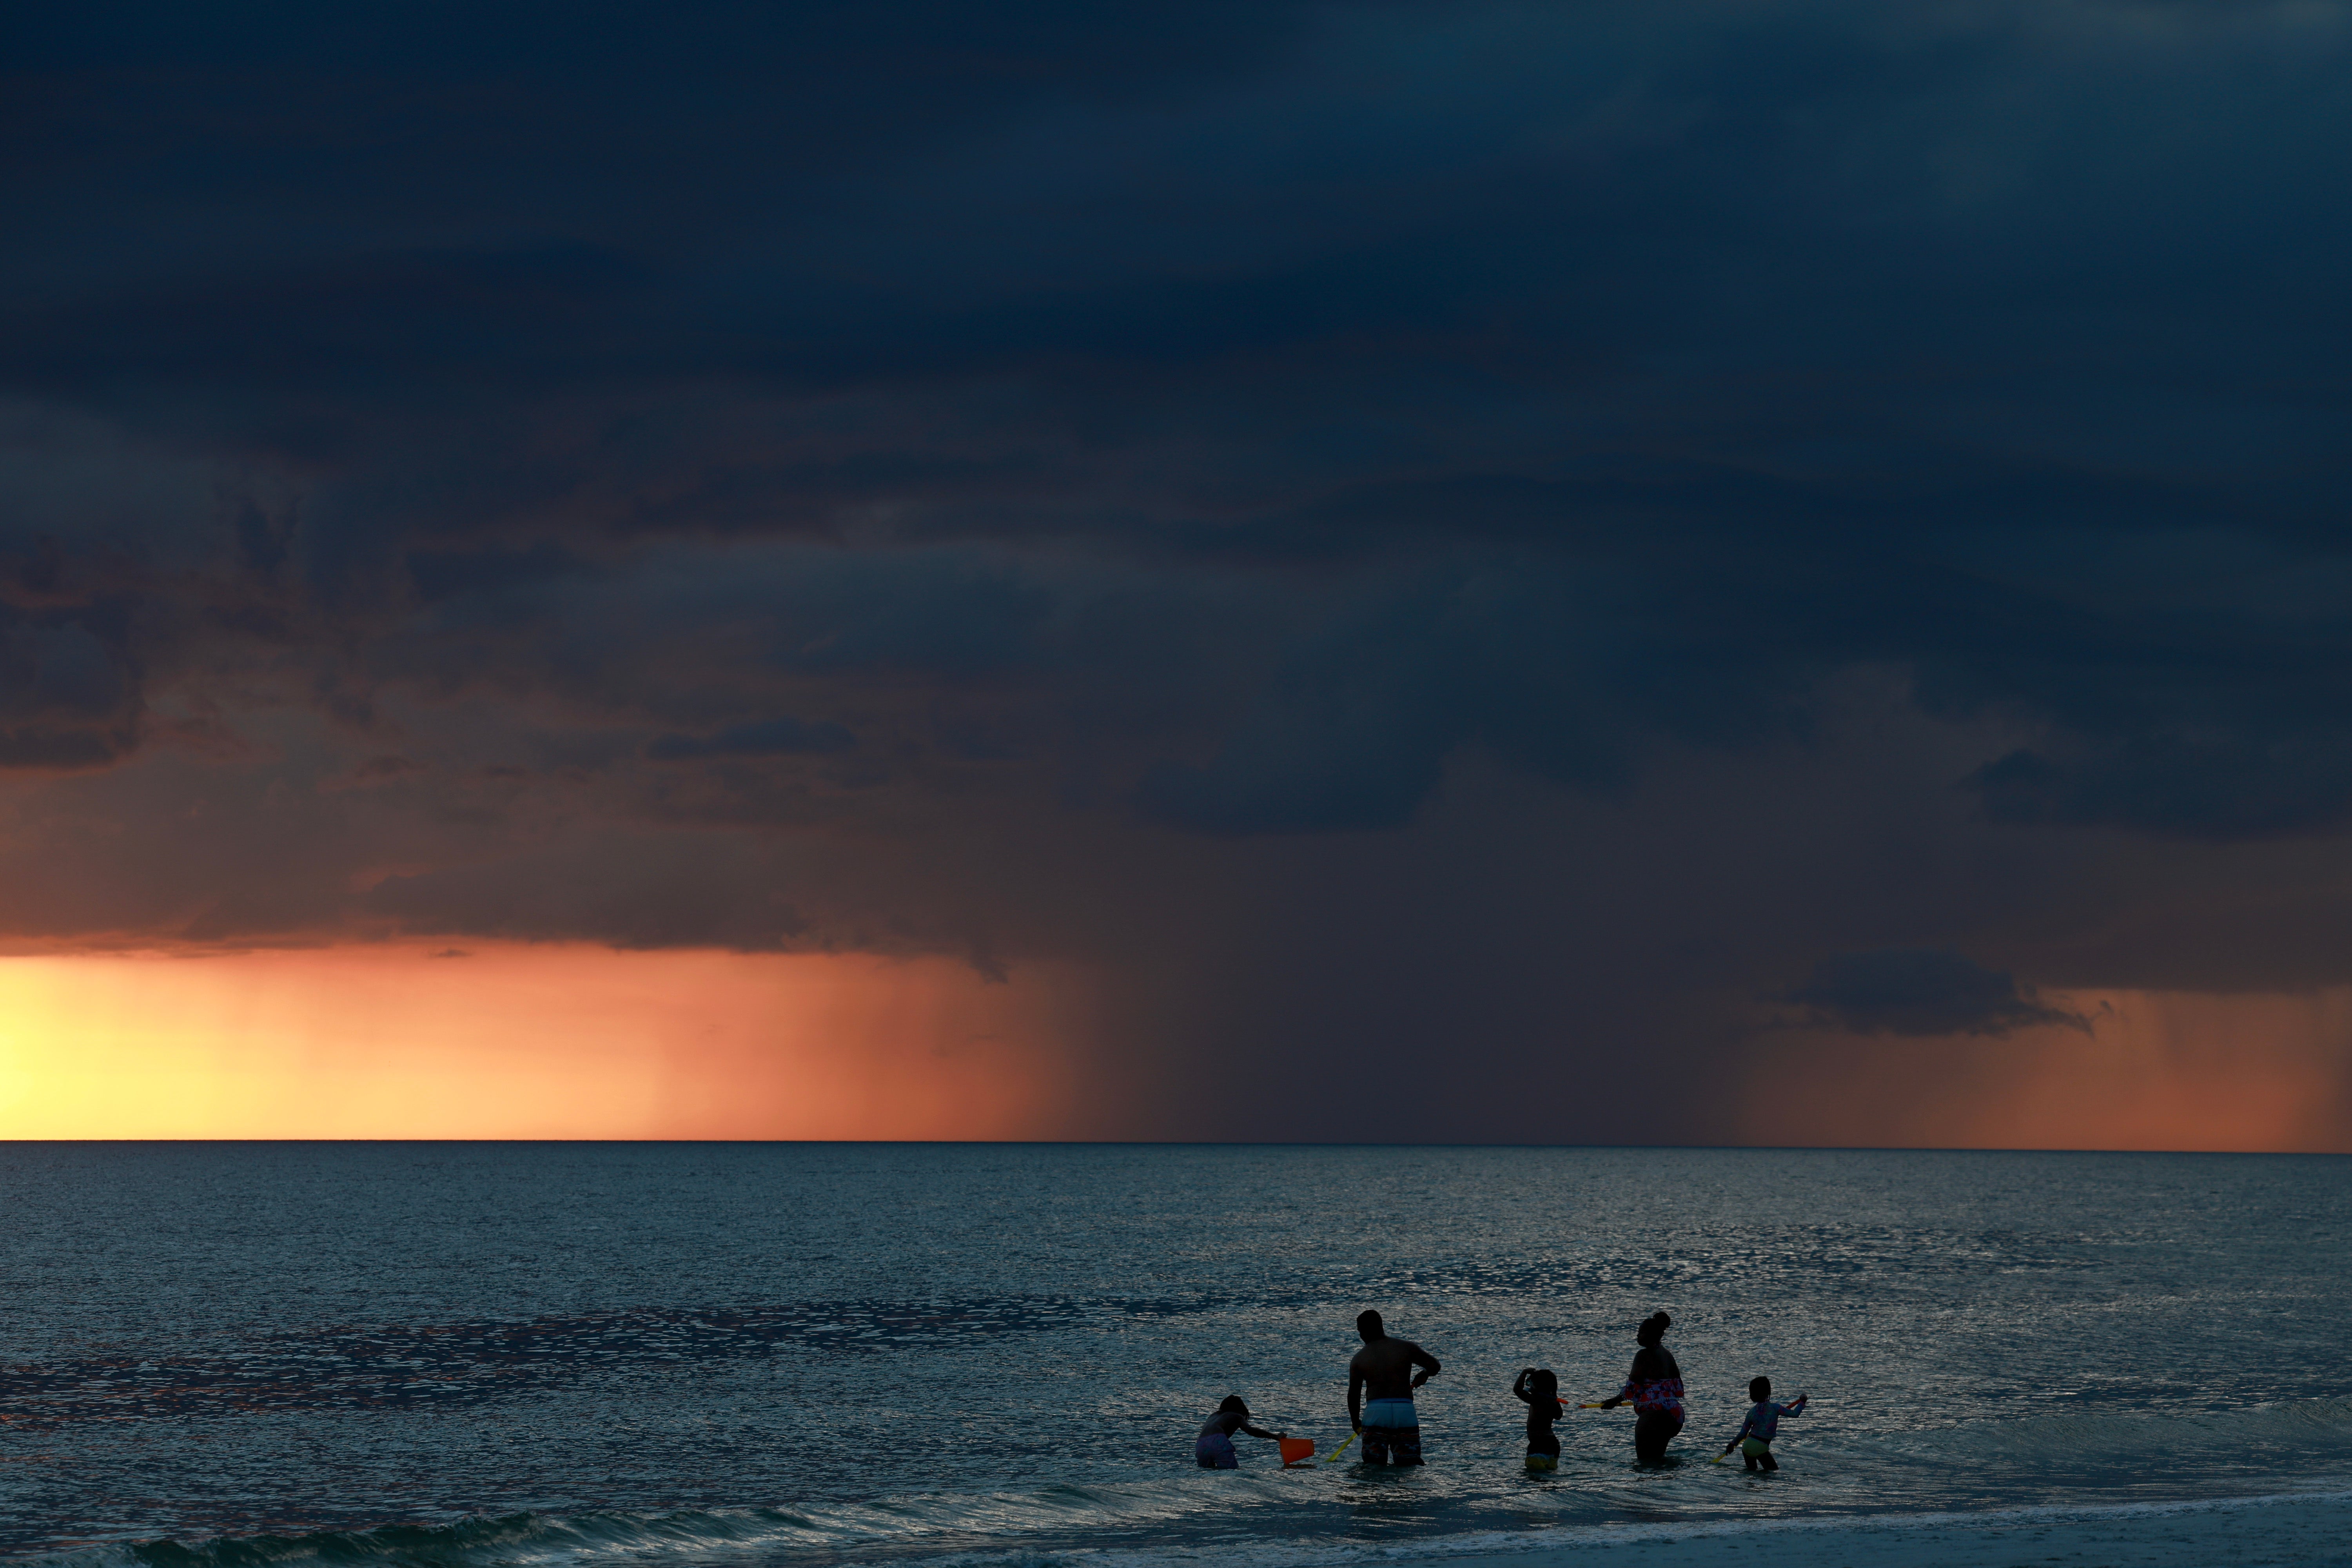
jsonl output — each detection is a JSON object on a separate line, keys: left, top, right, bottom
{"left": 1200, "top": 1307, "right": 1802, "bottom": 1472}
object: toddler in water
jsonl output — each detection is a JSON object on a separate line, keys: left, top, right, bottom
{"left": 1721, "top": 1377, "right": 1806, "bottom": 1471}
{"left": 1196, "top": 1396, "right": 1288, "bottom": 1469}
{"left": 1511, "top": 1368, "right": 1565, "bottom": 1470}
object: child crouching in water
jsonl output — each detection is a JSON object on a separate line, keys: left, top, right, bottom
{"left": 1722, "top": 1377, "right": 1806, "bottom": 1470}
{"left": 1512, "top": 1368, "right": 1564, "bottom": 1470}
{"left": 1196, "top": 1395, "right": 1288, "bottom": 1468}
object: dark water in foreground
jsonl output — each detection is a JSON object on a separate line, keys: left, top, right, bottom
{"left": 2, "top": 1145, "right": 2348, "bottom": 1568}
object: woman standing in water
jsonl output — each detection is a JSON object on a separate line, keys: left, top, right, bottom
{"left": 1596, "top": 1311, "right": 1684, "bottom": 1464}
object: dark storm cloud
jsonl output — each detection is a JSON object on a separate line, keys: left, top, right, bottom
{"left": 5, "top": 0, "right": 2352, "bottom": 1133}
{"left": 645, "top": 718, "right": 856, "bottom": 762}
{"left": 1780, "top": 949, "right": 2091, "bottom": 1038}
{"left": 0, "top": 619, "right": 138, "bottom": 768}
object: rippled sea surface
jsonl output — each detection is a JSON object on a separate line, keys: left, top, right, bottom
{"left": 3, "top": 1145, "right": 2349, "bottom": 1568}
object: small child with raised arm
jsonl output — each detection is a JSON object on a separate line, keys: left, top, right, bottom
{"left": 1722, "top": 1377, "right": 1806, "bottom": 1470}
{"left": 1196, "top": 1395, "right": 1288, "bottom": 1469}
{"left": 1512, "top": 1368, "right": 1565, "bottom": 1470}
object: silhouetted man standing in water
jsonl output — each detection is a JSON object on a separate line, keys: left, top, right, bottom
{"left": 1347, "top": 1309, "right": 1441, "bottom": 1464}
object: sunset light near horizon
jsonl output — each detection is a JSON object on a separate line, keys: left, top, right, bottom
{"left": 1737, "top": 989, "right": 2352, "bottom": 1155}
{"left": 4, "top": 945, "right": 2350, "bottom": 1149}
{"left": 0, "top": 946, "right": 1086, "bottom": 1140}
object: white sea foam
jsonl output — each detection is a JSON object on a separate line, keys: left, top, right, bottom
{"left": 40, "top": 1480, "right": 2352, "bottom": 1568}
{"left": 916, "top": 1487, "right": 2352, "bottom": 1568}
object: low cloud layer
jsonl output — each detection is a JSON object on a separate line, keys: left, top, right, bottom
{"left": 1780, "top": 949, "right": 2091, "bottom": 1038}
{"left": 5, "top": 0, "right": 2352, "bottom": 1137}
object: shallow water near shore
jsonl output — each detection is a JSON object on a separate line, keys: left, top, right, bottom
{"left": 2, "top": 1144, "right": 2348, "bottom": 1568}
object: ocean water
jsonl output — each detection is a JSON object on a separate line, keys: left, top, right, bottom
{"left": 2, "top": 1145, "right": 2348, "bottom": 1568}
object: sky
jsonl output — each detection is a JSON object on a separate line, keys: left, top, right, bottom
{"left": 5, "top": 0, "right": 2352, "bottom": 1144}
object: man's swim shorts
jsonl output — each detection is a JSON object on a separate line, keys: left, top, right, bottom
{"left": 1359, "top": 1397, "right": 1423, "bottom": 1465}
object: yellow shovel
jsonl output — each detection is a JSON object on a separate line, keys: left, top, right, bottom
{"left": 1322, "top": 1430, "right": 1360, "bottom": 1465}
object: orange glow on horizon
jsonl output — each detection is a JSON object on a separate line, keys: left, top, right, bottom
{"left": 8, "top": 946, "right": 2348, "bottom": 1149}
{"left": 0, "top": 945, "right": 1090, "bottom": 1139}
{"left": 1734, "top": 987, "right": 2352, "bottom": 1152}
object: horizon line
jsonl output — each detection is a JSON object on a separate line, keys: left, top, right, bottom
{"left": 0, "top": 1138, "right": 2343, "bottom": 1156}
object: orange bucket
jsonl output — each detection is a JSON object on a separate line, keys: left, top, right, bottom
{"left": 1279, "top": 1437, "right": 1318, "bottom": 1467}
